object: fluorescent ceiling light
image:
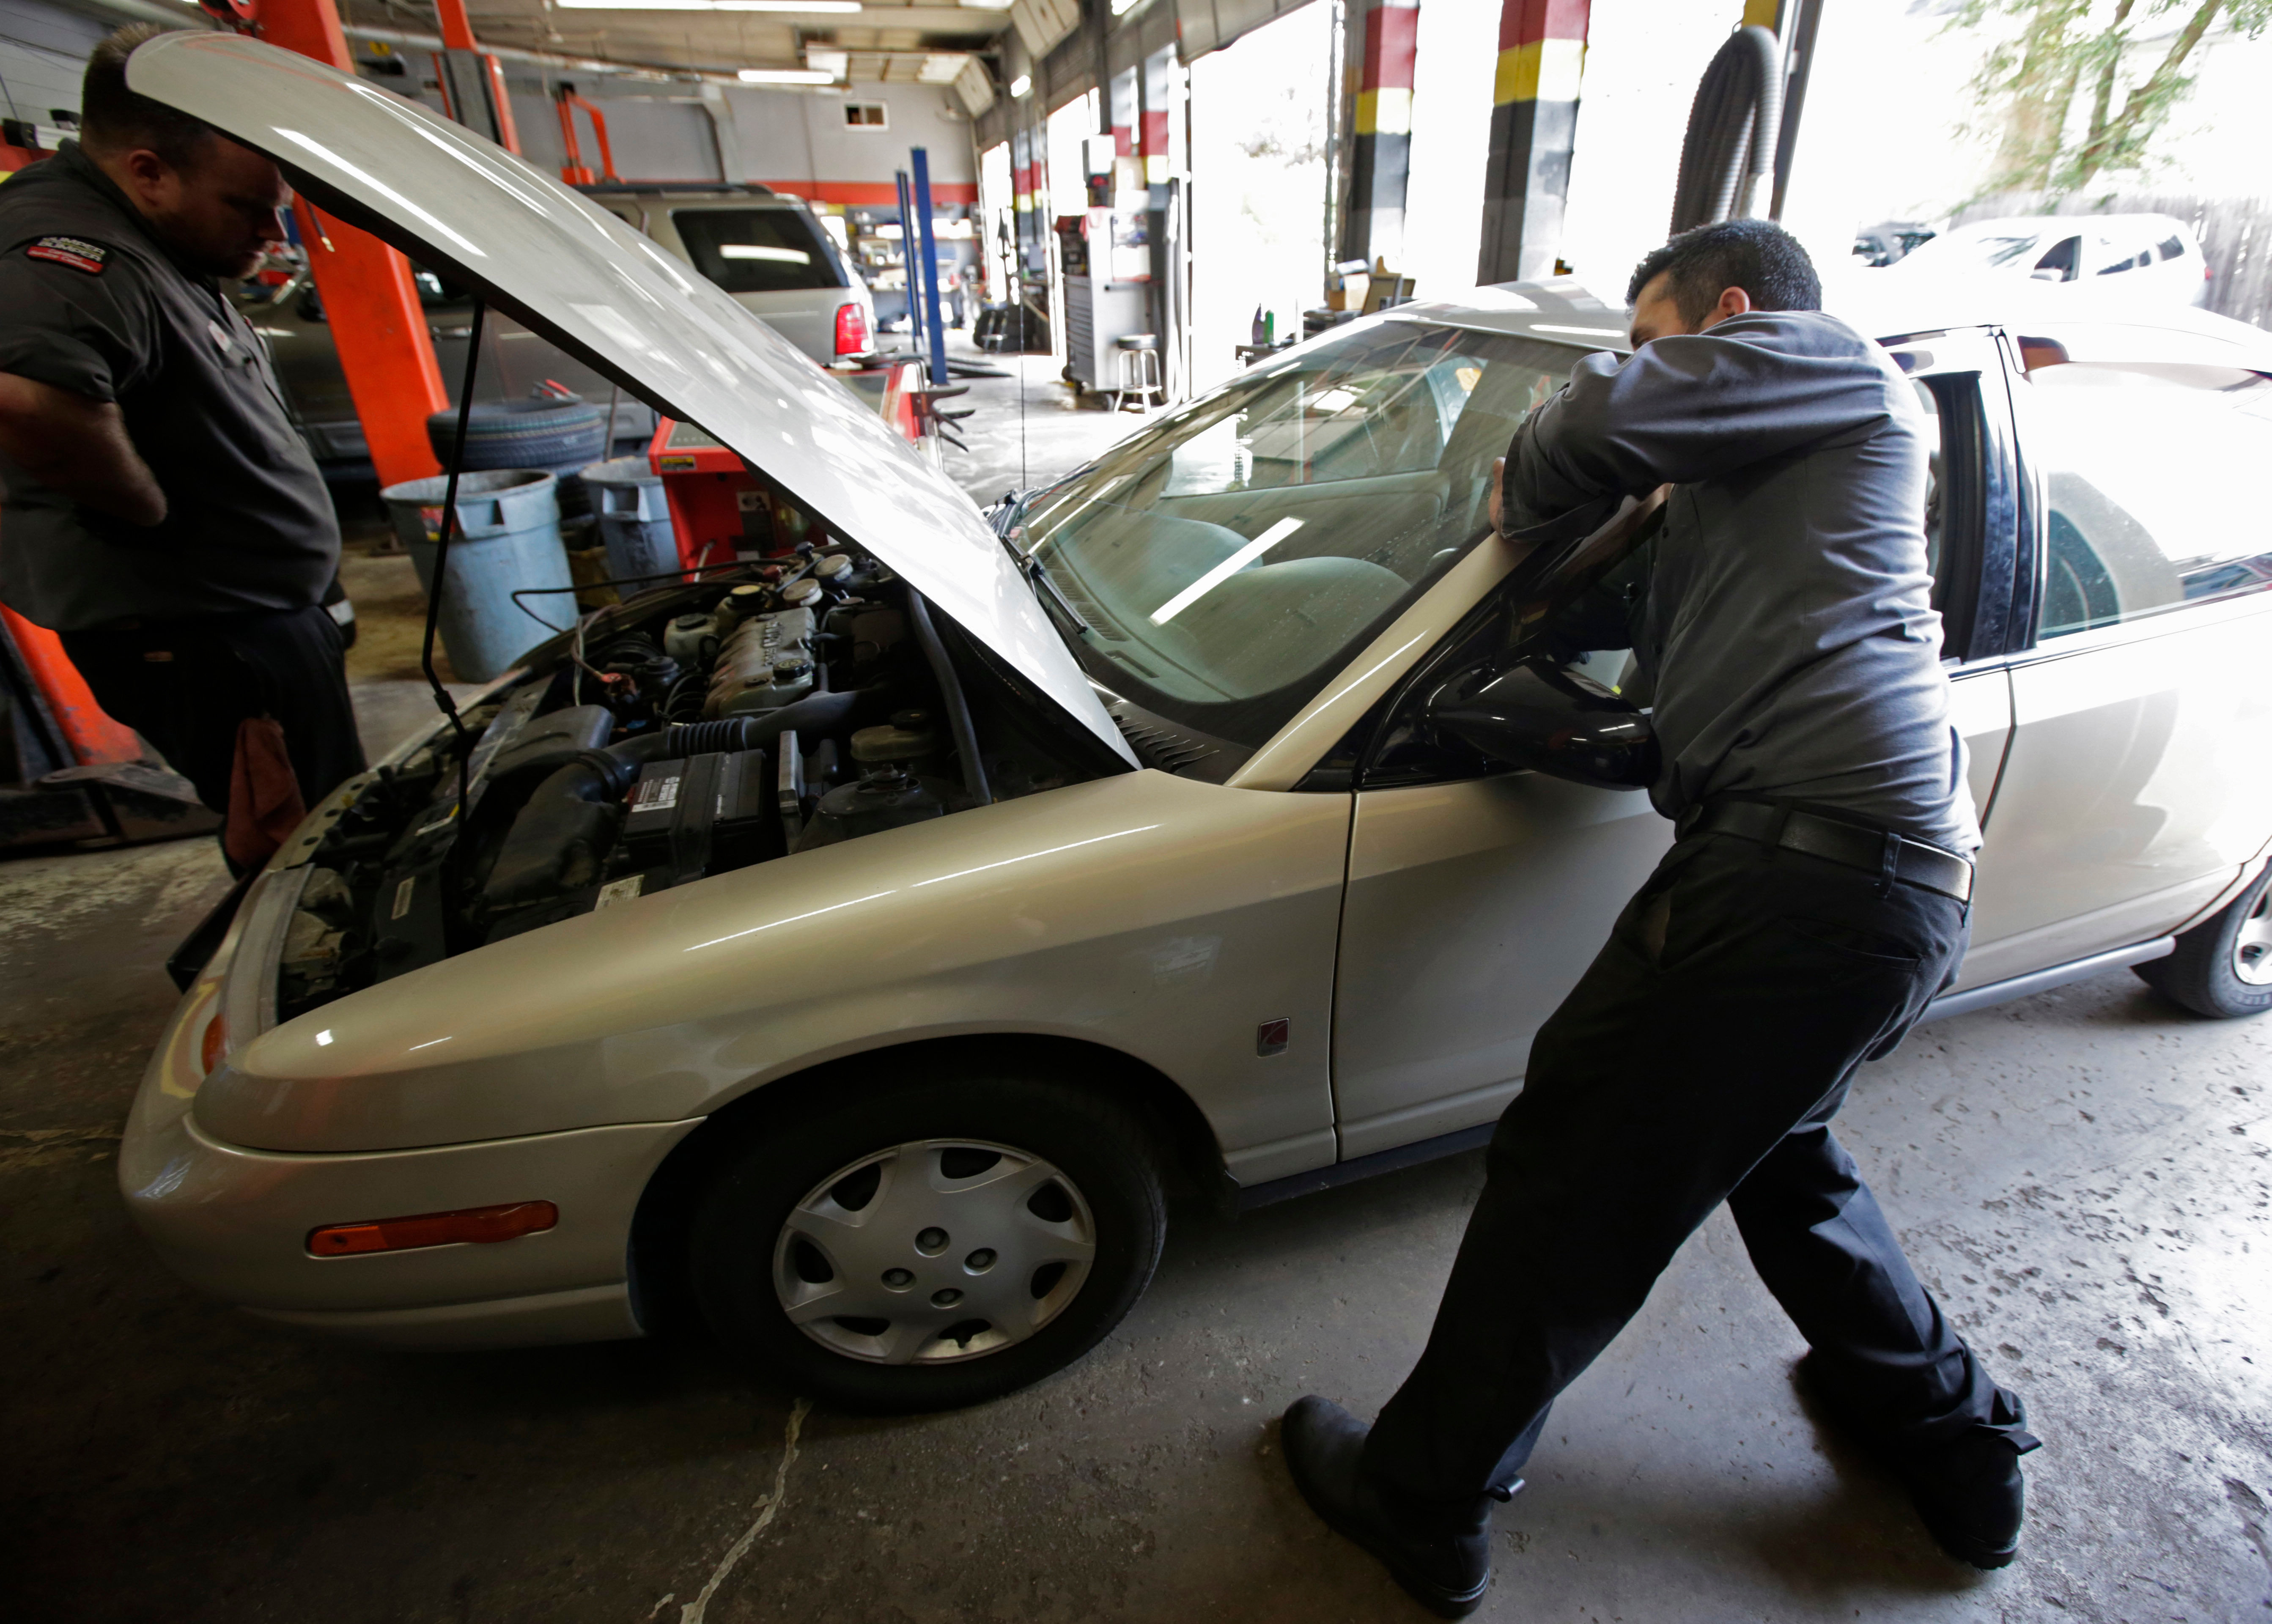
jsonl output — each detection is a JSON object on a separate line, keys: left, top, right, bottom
{"left": 557, "top": 0, "right": 861, "bottom": 11}
{"left": 739, "top": 67, "right": 840, "bottom": 82}
{"left": 719, "top": 244, "right": 811, "bottom": 261}
{"left": 959, "top": 0, "right": 1015, "bottom": 8}
{"left": 1151, "top": 518, "right": 1304, "bottom": 624}
{"left": 1010, "top": 73, "right": 1032, "bottom": 97}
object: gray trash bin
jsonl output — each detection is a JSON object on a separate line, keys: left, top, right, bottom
{"left": 381, "top": 468, "right": 571, "bottom": 683}
{"left": 582, "top": 456, "right": 678, "bottom": 585}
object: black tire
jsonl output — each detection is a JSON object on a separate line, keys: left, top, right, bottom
{"left": 427, "top": 398, "right": 609, "bottom": 475}
{"left": 2134, "top": 865, "right": 2272, "bottom": 1018}
{"left": 689, "top": 1067, "right": 1166, "bottom": 1413}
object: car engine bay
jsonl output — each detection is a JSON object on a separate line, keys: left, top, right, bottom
{"left": 272, "top": 546, "right": 1108, "bottom": 1023}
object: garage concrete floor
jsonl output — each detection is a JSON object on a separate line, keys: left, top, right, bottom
{"left": 5, "top": 370, "right": 2267, "bottom": 1623}
{"left": 3, "top": 841, "right": 2268, "bottom": 1623}
{"left": 920, "top": 335, "right": 1153, "bottom": 504}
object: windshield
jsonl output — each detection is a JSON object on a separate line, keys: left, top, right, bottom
{"left": 1900, "top": 227, "right": 2046, "bottom": 273}
{"left": 1013, "top": 319, "right": 1588, "bottom": 747}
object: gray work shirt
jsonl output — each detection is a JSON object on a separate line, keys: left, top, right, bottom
{"left": 0, "top": 141, "right": 338, "bottom": 631}
{"left": 1504, "top": 308, "right": 1978, "bottom": 856}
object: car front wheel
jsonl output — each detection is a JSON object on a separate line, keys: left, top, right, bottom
{"left": 2135, "top": 865, "right": 2272, "bottom": 1019}
{"left": 689, "top": 1069, "right": 1166, "bottom": 1413}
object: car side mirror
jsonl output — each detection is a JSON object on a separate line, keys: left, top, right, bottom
{"left": 1427, "top": 658, "right": 1658, "bottom": 790}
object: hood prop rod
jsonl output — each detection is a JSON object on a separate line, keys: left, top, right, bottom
{"left": 421, "top": 298, "right": 489, "bottom": 815}
{"left": 905, "top": 587, "right": 992, "bottom": 807}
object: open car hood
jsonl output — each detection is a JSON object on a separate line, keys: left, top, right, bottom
{"left": 130, "top": 32, "right": 1134, "bottom": 766}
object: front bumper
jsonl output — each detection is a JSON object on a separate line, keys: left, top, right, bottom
{"left": 119, "top": 867, "right": 701, "bottom": 1350}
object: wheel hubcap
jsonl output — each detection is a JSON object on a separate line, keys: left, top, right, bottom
{"left": 2234, "top": 890, "right": 2272, "bottom": 985}
{"left": 771, "top": 1139, "right": 1097, "bottom": 1365}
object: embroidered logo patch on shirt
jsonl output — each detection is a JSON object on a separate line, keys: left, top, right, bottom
{"left": 26, "top": 235, "right": 108, "bottom": 274}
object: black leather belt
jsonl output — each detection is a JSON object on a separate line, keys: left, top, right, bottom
{"left": 1681, "top": 799, "right": 1974, "bottom": 903}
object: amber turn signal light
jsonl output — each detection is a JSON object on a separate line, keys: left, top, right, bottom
{"left": 307, "top": 1200, "right": 558, "bottom": 1257}
{"left": 199, "top": 1011, "right": 228, "bottom": 1076}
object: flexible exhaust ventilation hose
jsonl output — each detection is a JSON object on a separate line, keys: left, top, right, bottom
{"left": 1668, "top": 25, "right": 1783, "bottom": 235}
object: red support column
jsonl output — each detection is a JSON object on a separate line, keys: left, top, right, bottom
{"left": 258, "top": 0, "right": 446, "bottom": 487}
{"left": 1477, "top": 0, "right": 1590, "bottom": 284}
{"left": 433, "top": 0, "right": 476, "bottom": 50}
{"left": 1342, "top": 0, "right": 1419, "bottom": 271}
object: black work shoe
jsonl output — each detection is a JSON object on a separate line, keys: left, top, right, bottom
{"left": 1899, "top": 1427, "right": 2028, "bottom": 1569}
{"left": 1797, "top": 1355, "right": 2038, "bottom": 1570}
{"left": 1280, "top": 1396, "right": 1507, "bottom": 1618}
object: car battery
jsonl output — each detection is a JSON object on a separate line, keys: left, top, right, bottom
{"left": 619, "top": 748, "right": 778, "bottom": 886}
{"left": 649, "top": 418, "right": 817, "bottom": 571}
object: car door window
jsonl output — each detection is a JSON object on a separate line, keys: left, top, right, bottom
{"left": 1890, "top": 349, "right": 2011, "bottom": 662}
{"left": 2024, "top": 360, "right": 2272, "bottom": 638}
{"left": 2033, "top": 236, "right": 2080, "bottom": 281}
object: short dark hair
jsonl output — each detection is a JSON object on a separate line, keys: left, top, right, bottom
{"left": 1626, "top": 218, "right": 1821, "bottom": 324}
{"left": 81, "top": 24, "right": 216, "bottom": 170}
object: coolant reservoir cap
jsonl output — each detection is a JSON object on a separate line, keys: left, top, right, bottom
{"left": 780, "top": 579, "right": 822, "bottom": 606}
{"left": 850, "top": 720, "right": 939, "bottom": 763}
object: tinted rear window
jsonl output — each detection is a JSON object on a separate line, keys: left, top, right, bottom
{"left": 672, "top": 208, "right": 840, "bottom": 293}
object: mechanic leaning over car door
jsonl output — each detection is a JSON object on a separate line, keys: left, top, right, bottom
{"left": 0, "top": 25, "right": 362, "bottom": 870}
{"left": 1281, "top": 219, "right": 2041, "bottom": 1615}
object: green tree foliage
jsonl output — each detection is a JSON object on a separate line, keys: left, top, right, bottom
{"left": 1954, "top": 0, "right": 2272, "bottom": 196}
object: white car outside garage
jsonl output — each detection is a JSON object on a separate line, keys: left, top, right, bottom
{"left": 1885, "top": 212, "right": 2211, "bottom": 306}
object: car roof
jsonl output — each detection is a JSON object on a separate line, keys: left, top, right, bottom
{"left": 577, "top": 182, "right": 784, "bottom": 201}
{"left": 1408, "top": 278, "right": 2272, "bottom": 371}
{"left": 1948, "top": 212, "right": 2192, "bottom": 235}
{"left": 1388, "top": 279, "right": 1635, "bottom": 351}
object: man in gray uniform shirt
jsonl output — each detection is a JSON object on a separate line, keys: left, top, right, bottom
{"left": 1281, "top": 220, "right": 2039, "bottom": 1615}
{"left": 0, "top": 25, "right": 361, "bottom": 862}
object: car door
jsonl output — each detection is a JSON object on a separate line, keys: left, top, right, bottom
{"left": 1328, "top": 337, "right": 2016, "bottom": 1156}
{"left": 1960, "top": 326, "right": 2272, "bottom": 986}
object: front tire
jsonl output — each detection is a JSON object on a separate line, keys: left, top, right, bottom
{"left": 689, "top": 1067, "right": 1166, "bottom": 1413}
{"left": 2135, "top": 865, "right": 2272, "bottom": 1018}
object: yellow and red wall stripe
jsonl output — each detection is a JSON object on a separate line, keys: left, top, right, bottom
{"left": 1479, "top": 0, "right": 1589, "bottom": 284}
{"left": 1344, "top": 0, "right": 1419, "bottom": 269}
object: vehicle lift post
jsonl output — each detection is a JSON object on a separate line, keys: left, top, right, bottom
{"left": 911, "top": 147, "right": 950, "bottom": 389}
{"left": 255, "top": 0, "right": 448, "bottom": 488}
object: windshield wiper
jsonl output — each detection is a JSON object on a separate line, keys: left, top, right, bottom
{"left": 996, "top": 530, "right": 1093, "bottom": 640}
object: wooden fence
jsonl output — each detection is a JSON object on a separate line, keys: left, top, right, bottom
{"left": 1951, "top": 192, "right": 2272, "bottom": 332}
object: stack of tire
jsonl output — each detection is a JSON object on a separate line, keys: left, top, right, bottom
{"left": 426, "top": 390, "right": 612, "bottom": 518}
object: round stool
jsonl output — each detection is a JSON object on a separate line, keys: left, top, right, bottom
{"left": 1110, "top": 333, "right": 1164, "bottom": 414}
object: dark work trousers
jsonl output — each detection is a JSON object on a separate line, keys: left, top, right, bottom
{"left": 62, "top": 604, "right": 365, "bottom": 830}
{"left": 1362, "top": 823, "right": 2032, "bottom": 1502}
